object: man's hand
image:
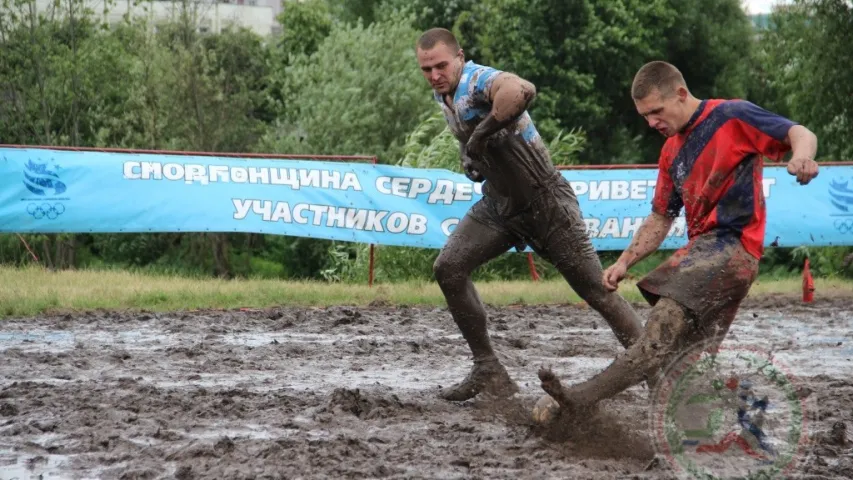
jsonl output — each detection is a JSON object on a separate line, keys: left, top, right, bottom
{"left": 783, "top": 125, "right": 818, "bottom": 185}
{"left": 602, "top": 261, "right": 628, "bottom": 292}
{"left": 465, "top": 131, "right": 488, "bottom": 158}
{"left": 462, "top": 152, "right": 484, "bottom": 182}
{"left": 787, "top": 156, "right": 819, "bottom": 185}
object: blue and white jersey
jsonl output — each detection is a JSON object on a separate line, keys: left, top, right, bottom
{"left": 434, "top": 61, "right": 558, "bottom": 214}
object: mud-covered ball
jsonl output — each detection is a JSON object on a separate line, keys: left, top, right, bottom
{"left": 532, "top": 394, "right": 560, "bottom": 424}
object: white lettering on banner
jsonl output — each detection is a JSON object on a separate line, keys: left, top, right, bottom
{"left": 375, "top": 177, "right": 484, "bottom": 203}
{"left": 123, "top": 162, "right": 141, "bottom": 179}
{"left": 366, "top": 210, "right": 387, "bottom": 231}
{"left": 391, "top": 178, "right": 409, "bottom": 197}
{"left": 340, "top": 173, "right": 360, "bottom": 191}
{"left": 429, "top": 181, "right": 455, "bottom": 204}
{"left": 163, "top": 163, "right": 183, "bottom": 181}
{"left": 210, "top": 165, "right": 229, "bottom": 183}
{"left": 583, "top": 216, "right": 687, "bottom": 239}
{"left": 455, "top": 182, "right": 473, "bottom": 201}
{"left": 622, "top": 216, "right": 645, "bottom": 238}
{"left": 233, "top": 199, "right": 252, "bottom": 219}
{"left": 249, "top": 167, "right": 269, "bottom": 184}
{"left": 376, "top": 177, "right": 391, "bottom": 194}
{"left": 142, "top": 162, "right": 162, "bottom": 180}
{"left": 122, "top": 162, "right": 363, "bottom": 191}
{"left": 231, "top": 199, "right": 427, "bottom": 235}
{"left": 387, "top": 212, "right": 408, "bottom": 233}
{"left": 253, "top": 199, "right": 272, "bottom": 220}
{"left": 441, "top": 218, "right": 460, "bottom": 236}
{"left": 272, "top": 202, "right": 291, "bottom": 222}
{"left": 410, "top": 178, "right": 433, "bottom": 197}
{"left": 270, "top": 168, "right": 298, "bottom": 188}
{"left": 409, "top": 214, "right": 428, "bottom": 234}
{"left": 301, "top": 170, "right": 320, "bottom": 188}
{"left": 568, "top": 178, "right": 778, "bottom": 201}
{"left": 292, "top": 204, "right": 309, "bottom": 224}
{"left": 763, "top": 178, "right": 776, "bottom": 198}
{"left": 570, "top": 180, "right": 657, "bottom": 200}
{"left": 185, "top": 164, "right": 208, "bottom": 184}
{"left": 231, "top": 167, "right": 248, "bottom": 183}
{"left": 327, "top": 206, "right": 347, "bottom": 227}
{"left": 320, "top": 171, "right": 340, "bottom": 189}
{"left": 308, "top": 204, "right": 327, "bottom": 225}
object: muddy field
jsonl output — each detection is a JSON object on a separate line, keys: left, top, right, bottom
{"left": 1, "top": 297, "right": 851, "bottom": 479}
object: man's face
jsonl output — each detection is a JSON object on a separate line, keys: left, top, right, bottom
{"left": 417, "top": 42, "right": 464, "bottom": 96}
{"left": 635, "top": 87, "right": 688, "bottom": 137}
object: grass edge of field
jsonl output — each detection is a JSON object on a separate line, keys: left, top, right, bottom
{"left": 1, "top": 265, "right": 850, "bottom": 318}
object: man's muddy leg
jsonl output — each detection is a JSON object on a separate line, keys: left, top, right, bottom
{"left": 539, "top": 297, "right": 691, "bottom": 409}
{"left": 433, "top": 214, "right": 520, "bottom": 401}
{"left": 539, "top": 217, "right": 643, "bottom": 349}
{"left": 683, "top": 300, "right": 742, "bottom": 355}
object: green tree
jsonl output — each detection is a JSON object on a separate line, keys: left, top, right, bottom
{"left": 323, "top": 0, "right": 382, "bottom": 25}
{"left": 268, "top": 0, "right": 333, "bottom": 118}
{"left": 756, "top": 0, "right": 853, "bottom": 160}
{"left": 469, "top": 0, "right": 754, "bottom": 165}
{"left": 277, "top": 0, "right": 333, "bottom": 59}
{"left": 260, "top": 10, "right": 434, "bottom": 164}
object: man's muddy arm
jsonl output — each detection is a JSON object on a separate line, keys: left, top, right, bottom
{"left": 466, "top": 74, "right": 536, "bottom": 153}
{"left": 614, "top": 212, "right": 674, "bottom": 270}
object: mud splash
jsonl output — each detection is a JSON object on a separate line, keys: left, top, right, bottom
{"left": 0, "top": 301, "right": 850, "bottom": 479}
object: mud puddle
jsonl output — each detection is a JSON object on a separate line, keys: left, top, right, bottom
{"left": 0, "top": 302, "right": 851, "bottom": 479}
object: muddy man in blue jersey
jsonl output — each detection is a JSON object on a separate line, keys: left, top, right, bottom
{"left": 415, "top": 28, "right": 645, "bottom": 402}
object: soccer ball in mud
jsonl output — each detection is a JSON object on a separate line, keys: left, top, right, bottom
{"left": 532, "top": 394, "right": 560, "bottom": 424}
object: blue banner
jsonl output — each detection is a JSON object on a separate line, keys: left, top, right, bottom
{"left": 1, "top": 147, "right": 852, "bottom": 251}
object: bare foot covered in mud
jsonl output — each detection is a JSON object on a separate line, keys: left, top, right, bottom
{"left": 537, "top": 365, "right": 594, "bottom": 414}
{"left": 537, "top": 365, "right": 570, "bottom": 407}
{"left": 533, "top": 369, "right": 653, "bottom": 464}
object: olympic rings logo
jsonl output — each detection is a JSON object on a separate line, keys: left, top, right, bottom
{"left": 835, "top": 219, "right": 853, "bottom": 234}
{"left": 27, "top": 203, "right": 65, "bottom": 220}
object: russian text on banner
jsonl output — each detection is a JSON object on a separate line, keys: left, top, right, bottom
{"left": 1, "top": 147, "right": 851, "bottom": 251}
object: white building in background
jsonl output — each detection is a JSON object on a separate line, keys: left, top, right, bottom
{"left": 1, "top": 0, "right": 282, "bottom": 37}
{"left": 222, "top": 0, "right": 284, "bottom": 21}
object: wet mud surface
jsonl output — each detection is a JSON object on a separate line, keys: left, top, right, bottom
{"left": 1, "top": 298, "right": 851, "bottom": 479}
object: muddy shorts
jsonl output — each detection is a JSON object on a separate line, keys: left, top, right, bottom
{"left": 467, "top": 173, "right": 597, "bottom": 264}
{"left": 637, "top": 232, "right": 760, "bottom": 337}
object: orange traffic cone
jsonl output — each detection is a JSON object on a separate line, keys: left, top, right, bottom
{"left": 802, "top": 257, "right": 815, "bottom": 303}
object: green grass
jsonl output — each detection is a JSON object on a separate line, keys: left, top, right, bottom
{"left": 1, "top": 265, "right": 851, "bottom": 318}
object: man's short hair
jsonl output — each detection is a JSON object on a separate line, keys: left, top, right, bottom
{"left": 631, "top": 61, "right": 687, "bottom": 100}
{"left": 417, "top": 28, "right": 460, "bottom": 52}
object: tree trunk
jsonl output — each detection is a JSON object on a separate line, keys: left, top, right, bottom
{"left": 211, "top": 233, "right": 232, "bottom": 279}
{"left": 41, "top": 236, "right": 54, "bottom": 269}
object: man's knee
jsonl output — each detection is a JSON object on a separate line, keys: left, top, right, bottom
{"left": 648, "top": 297, "right": 691, "bottom": 345}
{"left": 653, "top": 297, "right": 689, "bottom": 317}
{"left": 433, "top": 253, "right": 466, "bottom": 287}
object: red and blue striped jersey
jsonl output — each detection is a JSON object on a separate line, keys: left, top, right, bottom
{"left": 652, "top": 99, "right": 797, "bottom": 259}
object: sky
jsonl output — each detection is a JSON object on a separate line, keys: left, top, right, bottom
{"left": 742, "top": 0, "right": 792, "bottom": 14}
